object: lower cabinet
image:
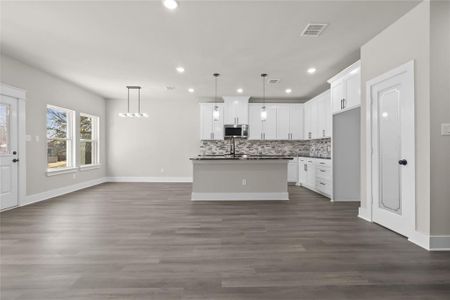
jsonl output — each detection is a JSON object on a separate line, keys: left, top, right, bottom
{"left": 298, "top": 157, "right": 332, "bottom": 198}
{"left": 288, "top": 157, "right": 299, "bottom": 183}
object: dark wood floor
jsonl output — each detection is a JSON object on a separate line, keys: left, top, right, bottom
{"left": 1, "top": 183, "right": 450, "bottom": 299}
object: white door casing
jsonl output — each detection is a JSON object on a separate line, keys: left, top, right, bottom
{"left": 0, "top": 95, "right": 19, "bottom": 209}
{"left": 367, "top": 61, "right": 415, "bottom": 237}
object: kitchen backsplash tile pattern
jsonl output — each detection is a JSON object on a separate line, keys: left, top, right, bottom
{"left": 200, "top": 138, "right": 331, "bottom": 157}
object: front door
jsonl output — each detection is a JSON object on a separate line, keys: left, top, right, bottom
{"left": 369, "top": 62, "right": 415, "bottom": 237}
{"left": 0, "top": 95, "right": 19, "bottom": 210}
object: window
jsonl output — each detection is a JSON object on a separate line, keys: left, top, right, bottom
{"left": 47, "top": 105, "right": 74, "bottom": 170}
{"left": 80, "top": 114, "right": 99, "bottom": 166}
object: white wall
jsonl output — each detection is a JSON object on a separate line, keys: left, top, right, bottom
{"left": 105, "top": 98, "right": 199, "bottom": 180}
{"left": 430, "top": 0, "right": 450, "bottom": 235}
{"left": 0, "top": 55, "right": 106, "bottom": 197}
{"left": 360, "top": 1, "right": 431, "bottom": 234}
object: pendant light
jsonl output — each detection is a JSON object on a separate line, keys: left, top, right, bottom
{"left": 118, "top": 86, "right": 149, "bottom": 118}
{"left": 260, "top": 73, "right": 268, "bottom": 121}
{"left": 213, "top": 73, "right": 220, "bottom": 121}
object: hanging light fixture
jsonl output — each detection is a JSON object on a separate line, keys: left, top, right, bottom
{"left": 213, "top": 73, "right": 220, "bottom": 121}
{"left": 260, "top": 73, "right": 268, "bottom": 121}
{"left": 118, "top": 86, "right": 148, "bottom": 118}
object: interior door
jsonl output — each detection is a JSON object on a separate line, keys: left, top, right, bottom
{"left": 370, "top": 62, "right": 415, "bottom": 237}
{"left": 0, "top": 95, "right": 19, "bottom": 210}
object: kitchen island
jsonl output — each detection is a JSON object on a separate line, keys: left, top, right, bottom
{"left": 190, "top": 155, "right": 293, "bottom": 201}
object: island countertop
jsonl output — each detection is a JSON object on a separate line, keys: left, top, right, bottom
{"left": 190, "top": 154, "right": 294, "bottom": 160}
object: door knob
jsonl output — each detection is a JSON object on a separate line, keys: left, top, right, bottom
{"left": 12, "top": 158, "right": 19, "bottom": 163}
{"left": 398, "top": 159, "right": 407, "bottom": 166}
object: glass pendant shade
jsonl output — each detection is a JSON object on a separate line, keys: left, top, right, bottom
{"left": 213, "top": 105, "right": 220, "bottom": 121}
{"left": 260, "top": 106, "right": 267, "bottom": 121}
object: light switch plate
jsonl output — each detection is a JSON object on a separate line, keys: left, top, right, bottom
{"left": 441, "top": 123, "right": 450, "bottom": 136}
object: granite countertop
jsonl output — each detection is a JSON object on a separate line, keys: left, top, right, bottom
{"left": 190, "top": 154, "right": 294, "bottom": 161}
{"left": 298, "top": 154, "right": 332, "bottom": 159}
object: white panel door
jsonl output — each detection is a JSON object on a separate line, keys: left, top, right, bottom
{"left": 298, "top": 158, "right": 307, "bottom": 185}
{"left": 276, "top": 104, "right": 290, "bottom": 140}
{"left": 248, "top": 104, "right": 263, "bottom": 140}
{"left": 370, "top": 62, "right": 415, "bottom": 237}
{"left": 0, "top": 95, "right": 18, "bottom": 210}
{"left": 290, "top": 104, "right": 304, "bottom": 140}
{"left": 305, "top": 159, "right": 316, "bottom": 188}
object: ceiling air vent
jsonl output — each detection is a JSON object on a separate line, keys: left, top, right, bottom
{"left": 301, "top": 23, "right": 328, "bottom": 37}
{"left": 267, "top": 79, "right": 280, "bottom": 84}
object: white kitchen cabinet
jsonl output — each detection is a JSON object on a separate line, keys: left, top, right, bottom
{"left": 276, "top": 103, "right": 304, "bottom": 140}
{"left": 248, "top": 103, "right": 277, "bottom": 140}
{"left": 223, "top": 96, "right": 249, "bottom": 125}
{"left": 304, "top": 90, "right": 331, "bottom": 139}
{"left": 298, "top": 157, "right": 307, "bottom": 185}
{"left": 200, "top": 103, "right": 224, "bottom": 140}
{"left": 299, "top": 157, "right": 332, "bottom": 199}
{"left": 328, "top": 61, "right": 361, "bottom": 115}
{"left": 288, "top": 157, "right": 299, "bottom": 183}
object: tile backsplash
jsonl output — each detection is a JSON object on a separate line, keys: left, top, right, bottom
{"left": 200, "top": 138, "right": 331, "bottom": 158}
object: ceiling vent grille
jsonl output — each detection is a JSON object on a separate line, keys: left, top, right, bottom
{"left": 267, "top": 79, "right": 280, "bottom": 84}
{"left": 301, "top": 23, "right": 328, "bottom": 37}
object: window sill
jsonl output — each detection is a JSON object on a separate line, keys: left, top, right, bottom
{"left": 79, "top": 164, "right": 102, "bottom": 171}
{"left": 46, "top": 167, "right": 78, "bottom": 177}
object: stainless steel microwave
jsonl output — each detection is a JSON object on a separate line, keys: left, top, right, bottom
{"left": 224, "top": 124, "right": 248, "bottom": 139}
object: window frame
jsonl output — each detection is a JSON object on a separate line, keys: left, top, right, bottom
{"left": 46, "top": 105, "right": 76, "bottom": 175}
{"left": 79, "top": 112, "right": 100, "bottom": 168}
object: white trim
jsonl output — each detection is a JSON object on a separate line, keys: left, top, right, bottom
{"left": 358, "top": 207, "right": 372, "bottom": 222}
{"left": 331, "top": 104, "right": 360, "bottom": 116}
{"left": 106, "top": 176, "right": 193, "bottom": 183}
{"left": 191, "top": 192, "right": 289, "bottom": 201}
{"left": 79, "top": 164, "right": 102, "bottom": 171}
{"left": 408, "top": 230, "right": 430, "bottom": 250}
{"left": 430, "top": 236, "right": 450, "bottom": 251}
{"left": 0, "top": 83, "right": 26, "bottom": 99}
{"left": 364, "top": 60, "right": 415, "bottom": 231}
{"left": 332, "top": 198, "right": 359, "bottom": 202}
{"left": 46, "top": 167, "right": 78, "bottom": 176}
{"left": 1, "top": 83, "right": 27, "bottom": 209}
{"left": 22, "top": 177, "right": 107, "bottom": 207}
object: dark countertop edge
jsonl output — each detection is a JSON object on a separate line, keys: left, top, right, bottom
{"left": 190, "top": 157, "right": 294, "bottom": 161}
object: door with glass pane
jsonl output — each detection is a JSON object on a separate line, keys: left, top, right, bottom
{"left": 0, "top": 95, "right": 18, "bottom": 210}
{"left": 369, "top": 62, "right": 415, "bottom": 237}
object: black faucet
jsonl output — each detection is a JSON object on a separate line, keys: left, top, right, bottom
{"left": 229, "top": 137, "right": 236, "bottom": 157}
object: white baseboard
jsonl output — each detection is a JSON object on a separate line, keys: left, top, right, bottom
{"left": 408, "top": 232, "right": 450, "bottom": 251}
{"left": 106, "top": 177, "right": 192, "bottom": 183}
{"left": 358, "top": 207, "right": 372, "bottom": 222}
{"left": 191, "top": 192, "right": 289, "bottom": 201}
{"left": 22, "top": 177, "right": 107, "bottom": 207}
{"left": 333, "top": 198, "right": 360, "bottom": 202}
{"left": 430, "top": 235, "right": 450, "bottom": 251}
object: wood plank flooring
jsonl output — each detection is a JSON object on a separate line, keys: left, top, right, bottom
{"left": 1, "top": 183, "right": 450, "bottom": 299}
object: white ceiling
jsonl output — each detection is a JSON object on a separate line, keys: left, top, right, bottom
{"left": 1, "top": 0, "right": 419, "bottom": 101}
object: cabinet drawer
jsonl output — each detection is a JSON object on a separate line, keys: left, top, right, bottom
{"left": 316, "top": 178, "right": 332, "bottom": 196}
{"left": 315, "top": 165, "right": 332, "bottom": 180}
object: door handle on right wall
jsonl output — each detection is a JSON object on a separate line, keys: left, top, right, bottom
{"left": 398, "top": 159, "right": 408, "bottom": 166}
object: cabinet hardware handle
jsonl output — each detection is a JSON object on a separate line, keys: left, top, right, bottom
{"left": 261, "top": 133, "right": 263, "bottom": 140}
{"left": 320, "top": 162, "right": 325, "bottom": 165}
{"left": 343, "top": 98, "right": 346, "bottom": 109}
{"left": 320, "top": 182, "right": 326, "bottom": 185}
{"left": 323, "top": 129, "right": 325, "bottom": 137}
{"left": 12, "top": 158, "right": 19, "bottom": 163}
{"left": 320, "top": 170, "right": 325, "bottom": 172}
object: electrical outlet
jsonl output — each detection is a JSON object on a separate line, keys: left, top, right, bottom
{"left": 441, "top": 123, "right": 450, "bottom": 136}
{"left": 242, "top": 179, "right": 247, "bottom": 186}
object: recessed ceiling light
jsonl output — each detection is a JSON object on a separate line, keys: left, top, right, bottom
{"left": 176, "top": 66, "right": 185, "bottom": 73}
{"left": 285, "top": 88, "right": 292, "bottom": 94}
{"left": 188, "top": 88, "right": 195, "bottom": 93}
{"left": 307, "top": 67, "right": 316, "bottom": 74}
{"left": 163, "top": 0, "right": 178, "bottom": 10}
{"left": 237, "top": 88, "right": 243, "bottom": 93}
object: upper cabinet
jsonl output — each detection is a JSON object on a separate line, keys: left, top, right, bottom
{"left": 248, "top": 103, "right": 304, "bottom": 140}
{"left": 328, "top": 60, "right": 361, "bottom": 115}
{"left": 304, "top": 90, "right": 331, "bottom": 139}
{"left": 223, "top": 96, "right": 249, "bottom": 125}
{"left": 276, "top": 104, "right": 304, "bottom": 140}
{"left": 200, "top": 103, "right": 224, "bottom": 140}
{"left": 249, "top": 103, "right": 277, "bottom": 140}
